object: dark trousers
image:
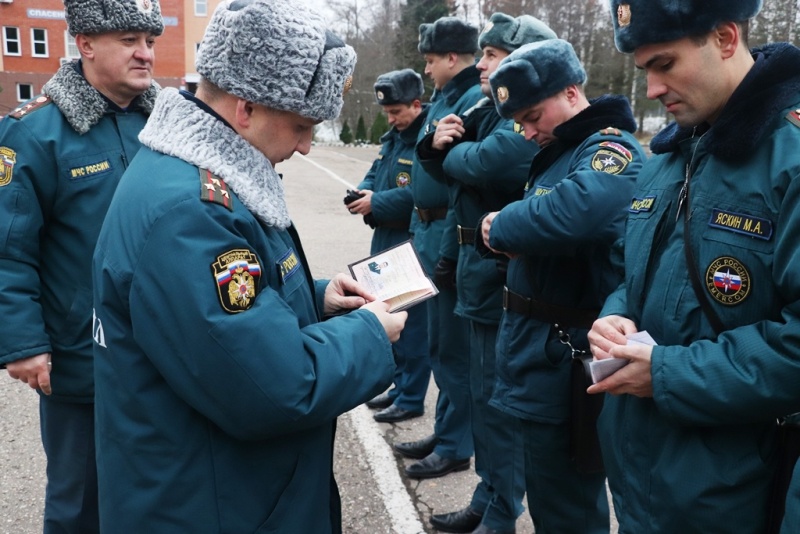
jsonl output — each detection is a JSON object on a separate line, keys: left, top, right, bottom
{"left": 40, "top": 397, "right": 99, "bottom": 534}
{"left": 521, "top": 418, "right": 609, "bottom": 534}
{"left": 428, "top": 287, "right": 473, "bottom": 460}
{"left": 388, "top": 300, "right": 431, "bottom": 412}
{"left": 469, "top": 321, "right": 526, "bottom": 530}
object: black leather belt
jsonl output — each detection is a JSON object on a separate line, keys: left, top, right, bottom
{"left": 502, "top": 286, "right": 600, "bottom": 330}
{"left": 379, "top": 219, "right": 410, "bottom": 230}
{"left": 415, "top": 206, "right": 448, "bottom": 222}
{"left": 457, "top": 225, "right": 476, "bottom": 245}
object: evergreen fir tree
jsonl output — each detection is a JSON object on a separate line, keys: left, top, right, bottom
{"left": 355, "top": 115, "right": 368, "bottom": 143}
{"left": 370, "top": 113, "right": 389, "bottom": 144}
{"left": 339, "top": 120, "right": 354, "bottom": 144}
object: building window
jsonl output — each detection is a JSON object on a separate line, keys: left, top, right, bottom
{"left": 64, "top": 31, "right": 79, "bottom": 59}
{"left": 194, "top": 0, "right": 207, "bottom": 16}
{"left": 3, "top": 27, "right": 21, "bottom": 56}
{"left": 31, "top": 28, "right": 48, "bottom": 58}
{"left": 17, "top": 83, "right": 33, "bottom": 102}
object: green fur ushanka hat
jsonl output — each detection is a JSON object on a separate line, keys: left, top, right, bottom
{"left": 609, "top": 0, "right": 763, "bottom": 53}
{"left": 418, "top": 17, "right": 478, "bottom": 54}
{"left": 196, "top": 0, "right": 356, "bottom": 122}
{"left": 374, "top": 69, "right": 424, "bottom": 105}
{"left": 489, "top": 39, "right": 586, "bottom": 119}
{"left": 64, "top": 0, "right": 164, "bottom": 37}
{"left": 478, "top": 13, "right": 557, "bottom": 53}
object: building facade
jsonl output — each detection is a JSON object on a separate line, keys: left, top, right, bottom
{"left": 0, "top": 0, "right": 223, "bottom": 115}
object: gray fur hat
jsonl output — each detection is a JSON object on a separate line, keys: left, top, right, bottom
{"left": 374, "top": 69, "right": 424, "bottom": 105}
{"left": 489, "top": 39, "right": 586, "bottom": 119}
{"left": 64, "top": 0, "right": 164, "bottom": 37}
{"left": 609, "top": 0, "right": 763, "bottom": 53}
{"left": 196, "top": 0, "right": 356, "bottom": 122}
{"left": 478, "top": 13, "right": 557, "bottom": 53}
{"left": 418, "top": 17, "right": 478, "bottom": 55}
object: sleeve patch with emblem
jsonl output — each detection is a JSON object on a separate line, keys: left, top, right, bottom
{"left": 199, "top": 168, "right": 232, "bottom": 211}
{"left": 211, "top": 249, "right": 262, "bottom": 313}
{"left": 592, "top": 142, "right": 632, "bottom": 175}
{"left": 0, "top": 147, "right": 17, "bottom": 187}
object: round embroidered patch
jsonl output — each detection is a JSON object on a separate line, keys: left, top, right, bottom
{"left": 705, "top": 256, "right": 751, "bottom": 306}
{"left": 396, "top": 172, "right": 411, "bottom": 187}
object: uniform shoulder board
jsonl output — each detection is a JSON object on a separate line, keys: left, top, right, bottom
{"left": 199, "top": 168, "right": 233, "bottom": 211}
{"left": 9, "top": 96, "right": 52, "bottom": 120}
{"left": 787, "top": 108, "right": 800, "bottom": 128}
{"left": 599, "top": 127, "right": 622, "bottom": 137}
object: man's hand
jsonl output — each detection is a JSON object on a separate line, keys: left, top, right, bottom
{"left": 432, "top": 114, "right": 465, "bottom": 150}
{"left": 587, "top": 343, "right": 654, "bottom": 398}
{"left": 361, "top": 301, "right": 407, "bottom": 343}
{"left": 6, "top": 352, "right": 52, "bottom": 395}
{"left": 587, "top": 315, "right": 653, "bottom": 397}
{"left": 346, "top": 189, "right": 373, "bottom": 216}
{"left": 324, "top": 274, "right": 375, "bottom": 316}
{"left": 587, "top": 315, "right": 638, "bottom": 360}
{"left": 480, "top": 212, "right": 516, "bottom": 258}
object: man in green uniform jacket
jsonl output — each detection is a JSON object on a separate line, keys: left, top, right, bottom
{"left": 346, "top": 69, "right": 432, "bottom": 423}
{"left": 91, "top": 2, "right": 406, "bottom": 532}
{"left": 0, "top": 1, "right": 163, "bottom": 531}
{"left": 415, "top": 13, "right": 556, "bottom": 534}
{"left": 392, "top": 16, "right": 485, "bottom": 482}
{"left": 589, "top": 1, "right": 800, "bottom": 532}
{"left": 481, "top": 39, "right": 645, "bottom": 533}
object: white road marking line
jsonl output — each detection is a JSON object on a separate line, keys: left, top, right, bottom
{"left": 347, "top": 405, "right": 426, "bottom": 534}
{"left": 297, "top": 153, "right": 356, "bottom": 189}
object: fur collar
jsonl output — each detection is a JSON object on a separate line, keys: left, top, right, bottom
{"left": 554, "top": 94, "right": 638, "bottom": 142}
{"left": 139, "top": 88, "right": 291, "bottom": 229}
{"left": 651, "top": 43, "right": 800, "bottom": 160}
{"left": 42, "top": 61, "right": 159, "bottom": 135}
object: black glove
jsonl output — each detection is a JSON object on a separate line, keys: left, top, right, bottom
{"left": 433, "top": 257, "right": 458, "bottom": 291}
{"left": 343, "top": 189, "right": 364, "bottom": 206}
{"left": 363, "top": 213, "right": 377, "bottom": 229}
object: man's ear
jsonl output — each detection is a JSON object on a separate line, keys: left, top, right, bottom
{"left": 234, "top": 99, "right": 255, "bottom": 129}
{"left": 715, "top": 22, "right": 740, "bottom": 60}
{"left": 75, "top": 34, "right": 94, "bottom": 60}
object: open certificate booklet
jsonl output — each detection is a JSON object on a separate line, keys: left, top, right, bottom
{"left": 348, "top": 240, "right": 439, "bottom": 313}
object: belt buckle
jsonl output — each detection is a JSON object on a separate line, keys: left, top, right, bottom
{"left": 457, "top": 225, "right": 465, "bottom": 245}
{"left": 502, "top": 286, "right": 509, "bottom": 310}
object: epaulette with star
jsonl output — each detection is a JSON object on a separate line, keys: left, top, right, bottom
{"left": 199, "top": 168, "right": 232, "bottom": 211}
{"left": 599, "top": 127, "right": 622, "bottom": 136}
{"left": 787, "top": 108, "right": 800, "bottom": 128}
{"left": 9, "top": 96, "right": 52, "bottom": 119}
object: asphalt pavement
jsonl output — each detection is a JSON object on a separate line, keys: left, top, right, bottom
{"left": 0, "top": 144, "right": 617, "bottom": 533}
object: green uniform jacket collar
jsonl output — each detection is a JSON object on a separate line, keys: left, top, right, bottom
{"left": 436, "top": 65, "right": 481, "bottom": 107}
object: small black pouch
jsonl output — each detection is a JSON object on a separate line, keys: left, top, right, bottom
{"left": 569, "top": 353, "right": 605, "bottom": 474}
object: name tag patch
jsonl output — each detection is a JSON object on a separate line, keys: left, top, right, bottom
{"left": 212, "top": 249, "right": 262, "bottom": 313}
{"left": 705, "top": 256, "right": 751, "bottom": 306}
{"left": 532, "top": 186, "right": 553, "bottom": 196}
{"left": 70, "top": 159, "right": 112, "bottom": 179}
{"left": 277, "top": 249, "right": 301, "bottom": 285}
{"left": 708, "top": 209, "right": 772, "bottom": 241}
{"left": 629, "top": 196, "right": 656, "bottom": 213}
